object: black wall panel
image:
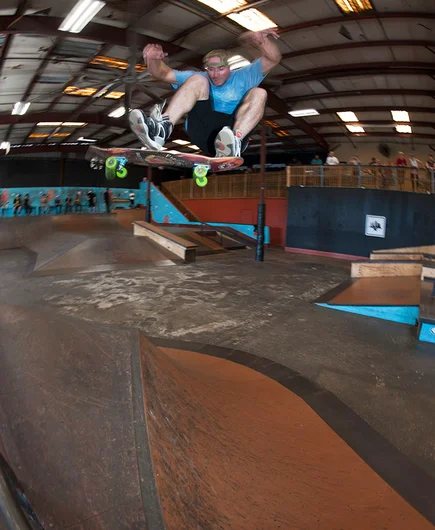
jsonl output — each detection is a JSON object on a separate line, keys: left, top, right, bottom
{"left": 286, "top": 187, "right": 435, "bottom": 257}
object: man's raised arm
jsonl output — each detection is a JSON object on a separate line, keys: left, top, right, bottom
{"left": 143, "top": 44, "right": 177, "bottom": 83}
{"left": 239, "top": 29, "right": 282, "bottom": 74}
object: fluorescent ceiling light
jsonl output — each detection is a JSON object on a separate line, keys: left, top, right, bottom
{"left": 59, "top": 0, "right": 105, "bottom": 34}
{"left": 196, "top": 0, "right": 246, "bottom": 14}
{"left": 187, "top": 144, "right": 201, "bottom": 150}
{"left": 289, "top": 108, "right": 319, "bottom": 117}
{"left": 78, "top": 137, "right": 97, "bottom": 142}
{"left": 396, "top": 125, "right": 412, "bottom": 133}
{"left": 391, "top": 110, "right": 410, "bottom": 122}
{"left": 168, "top": 150, "right": 182, "bottom": 154}
{"left": 337, "top": 111, "right": 358, "bottom": 122}
{"left": 37, "top": 122, "right": 62, "bottom": 127}
{"left": 346, "top": 125, "right": 365, "bottom": 133}
{"left": 228, "top": 55, "right": 251, "bottom": 70}
{"left": 227, "top": 9, "right": 277, "bottom": 31}
{"left": 109, "top": 106, "right": 126, "bottom": 118}
{"left": 62, "top": 122, "right": 87, "bottom": 127}
{"left": 173, "top": 139, "right": 190, "bottom": 145}
{"left": 0, "top": 142, "right": 10, "bottom": 154}
{"left": 12, "top": 102, "right": 30, "bottom": 115}
{"left": 334, "top": 0, "right": 373, "bottom": 14}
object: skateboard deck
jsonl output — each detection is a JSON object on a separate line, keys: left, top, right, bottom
{"left": 86, "top": 146, "right": 244, "bottom": 186}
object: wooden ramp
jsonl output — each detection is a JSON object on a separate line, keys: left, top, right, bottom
{"left": 318, "top": 244, "right": 435, "bottom": 341}
{"left": 316, "top": 277, "right": 420, "bottom": 325}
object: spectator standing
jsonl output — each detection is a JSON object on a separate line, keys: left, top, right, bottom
{"left": 425, "top": 154, "right": 435, "bottom": 172}
{"left": 310, "top": 155, "right": 322, "bottom": 165}
{"left": 409, "top": 153, "right": 423, "bottom": 192}
{"left": 103, "top": 188, "right": 111, "bottom": 214}
{"left": 23, "top": 194, "right": 32, "bottom": 215}
{"left": 325, "top": 151, "right": 339, "bottom": 165}
{"left": 87, "top": 190, "right": 96, "bottom": 213}
{"left": 129, "top": 190, "right": 136, "bottom": 208}
{"left": 54, "top": 195, "right": 61, "bottom": 214}
{"left": 74, "top": 192, "right": 82, "bottom": 213}
{"left": 40, "top": 194, "right": 49, "bottom": 215}
{"left": 13, "top": 194, "right": 22, "bottom": 216}
{"left": 65, "top": 195, "right": 73, "bottom": 213}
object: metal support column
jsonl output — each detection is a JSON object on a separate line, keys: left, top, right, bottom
{"left": 255, "top": 122, "right": 266, "bottom": 262}
{"left": 146, "top": 166, "right": 152, "bottom": 222}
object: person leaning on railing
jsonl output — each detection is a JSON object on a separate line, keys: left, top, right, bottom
{"left": 426, "top": 155, "right": 435, "bottom": 178}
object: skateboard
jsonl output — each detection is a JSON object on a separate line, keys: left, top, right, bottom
{"left": 86, "top": 146, "right": 244, "bottom": 187}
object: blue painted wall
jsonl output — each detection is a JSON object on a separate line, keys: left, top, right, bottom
{"left": 1, "top": 186, "right": 143, "bottom": 217}
{"left": 141, "top": 181, "right": 270, "bottom": 243}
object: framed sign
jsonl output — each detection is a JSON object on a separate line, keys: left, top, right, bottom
{"left": 365, "top": 215, "right": 386, "bottom": 238}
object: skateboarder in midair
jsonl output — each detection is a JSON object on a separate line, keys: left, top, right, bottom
{"left": 129, "top": 30, "right": 281, "bottom": 158}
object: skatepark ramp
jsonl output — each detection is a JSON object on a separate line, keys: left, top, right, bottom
{"left": 1, "top": 305, "right": 434, "bottom": 529}
{"left": 134, "top": 221, "right": 197, "bottom": 262}
{"left": 317, "top": 244, "right": 435, "bottom": 343}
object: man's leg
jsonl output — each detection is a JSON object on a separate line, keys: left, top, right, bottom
{"left": 130, "top": 75, "right": 209, "bottom": 150}
{"left": 233, "top": 88, "right": 267, "bottom": 140}
{"left": 214, "top": 88, "right": 267, "bottom": 158}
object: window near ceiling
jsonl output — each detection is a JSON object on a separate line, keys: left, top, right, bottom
{"left": 334, "top": 0, "right": 373, "bottom": 14}
{"left": 91, "top": 56, "right": 146, "bottom": 72}
{"left": 63, "top": 86, "right": 125, "bottom": 99}
{"left": 264, "top": 120, "right": 291, "bottom": 137}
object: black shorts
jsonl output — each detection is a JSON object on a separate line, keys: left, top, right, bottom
{"left": 186, "top": 98, "right": 249, "bottom": 156}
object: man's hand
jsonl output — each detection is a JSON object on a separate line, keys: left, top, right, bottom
{"left": 143, "top": 44, "right": 168, "bottom": 64}
{"left": 239, "top": 29, "right": 280, "bottom": 48}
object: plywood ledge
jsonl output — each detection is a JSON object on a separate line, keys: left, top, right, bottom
{"left": 351, "top": 261, "right": 422, "bottom": 278}
{"left": 134, "top": 221, "right": 197, "bottom": 262}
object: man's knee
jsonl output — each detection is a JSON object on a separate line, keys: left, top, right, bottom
{"left": 246, "top": 87, "right": 267, "bottom": 102}
{"left": 184, "top": 74, "right": 209, "bottom": 98}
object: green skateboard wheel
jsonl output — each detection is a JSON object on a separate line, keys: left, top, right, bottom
{"left": 116, "top": 167, "right": 127, "bottom": 178}
{"left": 105, "top": 167, "right": 116, "bottom": 180}
{"left": 195, "top": 176, "right": 208, "bottom": 187}
{"left": 106, "top": 157, "right": 117, "bottom": 169}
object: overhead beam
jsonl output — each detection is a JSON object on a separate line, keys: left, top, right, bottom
{"left": 278, "top": 12, "right": 435, "bottom": 35}
{"left": 320, "top": 132, "right": 435, "bottom": 140}
{"left": 0, "top": 15, "right": 203, "bottom": 65}
{"left": 275, "top": 121, "right": 435, "bottom": 131}
{"left": 316, "top": 106, "right": 435, "bottom": 115}
{"left": 0, "top": 0, "right": 31, "bottom": 141}
{"left": 281, "top": 40, "right": 435, "bottom": 60}
{"left": 0, "top": 0, "right": 29, "bottom": 80}
{"left": 277, "top": 62, "right": 434, "bottom": 85}
{"left": 284, "top": 89, "right": 435, "bottom": 104}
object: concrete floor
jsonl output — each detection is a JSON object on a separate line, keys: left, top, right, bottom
{"left": 1, "top": 219, "right": 435, "bottom": 527}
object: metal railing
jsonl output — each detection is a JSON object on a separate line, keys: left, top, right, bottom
{"left": 286, "top": 165, "right": 435, "bottom": 193}
{"left": 164, "top": 171, "right": 287, "bottom": 200}
{"left": 163, "top": 166, "right": 435, "bottom": 200}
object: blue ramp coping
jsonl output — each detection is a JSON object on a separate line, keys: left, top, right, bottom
{"left": 142, "top": 181, "right": 270, "bottom": 244}
{"left": 418, "top": 322, "right": 435, "bottom": 343}
{"left": 316, "top": 302, "right": 419, "bottom": 326}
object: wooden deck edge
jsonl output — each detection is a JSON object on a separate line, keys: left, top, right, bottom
{"left": 351, "top": 261, "right": 422, "bottom": 278}
{"left": 285, "top": 247, "right": 368, "bottom": 261}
